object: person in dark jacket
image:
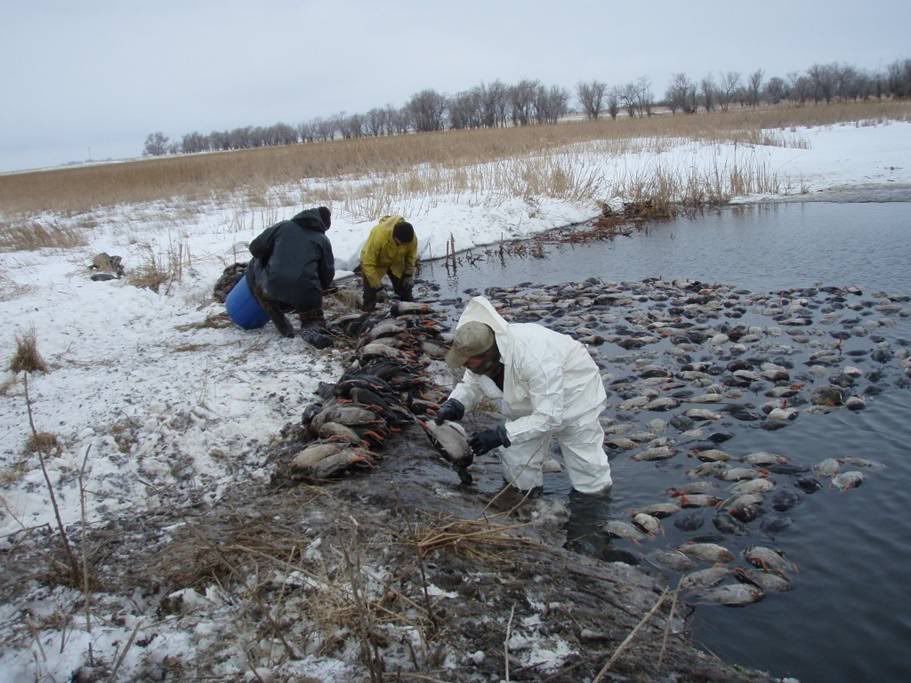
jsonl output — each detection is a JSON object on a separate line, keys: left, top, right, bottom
{"left": 245, "top": 206, "right": 335, "bottom": 348}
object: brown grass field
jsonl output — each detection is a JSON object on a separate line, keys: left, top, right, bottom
{"left": 1, "top": 100, "right": 909, "bottom": 224}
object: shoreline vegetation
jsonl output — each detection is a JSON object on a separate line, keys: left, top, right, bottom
{"left": 2, "top": 100, "right": 910, "bottom": 227}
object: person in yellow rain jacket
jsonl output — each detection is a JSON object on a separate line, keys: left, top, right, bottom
{"left": 358, "top": 215, "right": 418, "bottom": 311}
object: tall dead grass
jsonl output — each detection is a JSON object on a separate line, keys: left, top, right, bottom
{"left": 0, "top": 221, "right": 87, "bottom": 252}
{"left": 2, "top": 100, "right": 909, "bottom": 220}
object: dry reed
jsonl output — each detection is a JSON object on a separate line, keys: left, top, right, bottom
{"left": 2, "top": 100, "right": 908, "bottom": 220}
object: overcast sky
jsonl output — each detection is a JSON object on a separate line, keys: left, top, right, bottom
{"left": 2, "top": 0, "right": 908, "bottom": 173}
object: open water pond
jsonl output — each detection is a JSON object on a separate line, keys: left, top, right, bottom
{"left": 420, "top": 201, "right": 911, "bottom": 682}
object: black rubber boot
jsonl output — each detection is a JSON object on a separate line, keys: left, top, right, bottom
{"left": 298, "top": 309, "right": 333, "bottom": 349}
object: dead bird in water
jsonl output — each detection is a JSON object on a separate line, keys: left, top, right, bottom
{"left": 831, "top": 470, "right": 865, "bottom": 490}
{"left": 688, "top": 583, "right": 764, "bottom": 606}
{"left": 734, "top": 567, "right": 792, "bottom": 592}
{"left": 744, "top": 545, "right": 798, "bottom": 574}
{"left": 679, "top": 566, "right": 731, "bottom": 592}
{"left": 676, "top": 542, "right": 735, "bottom": 563}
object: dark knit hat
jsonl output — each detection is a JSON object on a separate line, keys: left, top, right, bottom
{"left": 392, "top": 220, "right": 414, "bottom": 243}
{"left": 317, "top": 206, "right": 331, "bottom": 229}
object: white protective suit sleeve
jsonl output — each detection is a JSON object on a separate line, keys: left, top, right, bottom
{"left": 501, "top": 337, "right": 565, "bottom": 445}
{"left": 449, "top": 371, "right": 486, "bottom": 412}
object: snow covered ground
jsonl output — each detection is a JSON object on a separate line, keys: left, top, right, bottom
{"left": 1, "top": 119, "right": 910, "bottom": 680}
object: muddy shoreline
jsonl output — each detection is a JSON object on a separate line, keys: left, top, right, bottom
{"left": 0, "top": 282, "right": 777, "bottom": 681}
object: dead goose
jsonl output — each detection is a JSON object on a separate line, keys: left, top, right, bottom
{"left": 419, "top": 419, "right": 472, "bottom": 468}
{"left": 676, "top": 542, "right": 735, "bottom": 563}
{"left": 734, "top": 567, "right": 792, "bottom": 592}
{"left": 743, "top": 545, "right": 798, "bottom": 574}
{"left": 291, "top": 445, "right": 373, "bottom": 479}
{"left": 831, "top": 470, "right": 865, "bottom": 490}
{"left": 602, "top": 519, "right": 648, "bottom": 542}
{"left": 688, "top": 583, "right": 764, "bottom": 606}
{"left": 679, "top": 566, "right": 731, "bottom": 592}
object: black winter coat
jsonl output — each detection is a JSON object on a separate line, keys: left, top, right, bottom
{"left": 245, "top": 209, "right": 334, "bottom": 311}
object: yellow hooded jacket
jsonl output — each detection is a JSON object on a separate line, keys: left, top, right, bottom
{"left": 359, "top": 215, "right": 418, "bottom": 288}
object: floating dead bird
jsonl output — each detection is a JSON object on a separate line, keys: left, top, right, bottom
{"left": 673, "top": 511, "right": 705, "bottom": 531}
{"left": 795, "top": 476, "right": 824, "bottom": 493}
{"left": 771, "top": 489, "right": 802, "bottom": 512}
{"left": 729, "top": 478, "right": 775, "bottom": 495}
{"left": 679, "top": 566, "right": 730, "bottom": 592}
{"left": 831, "top": 470, "right": 865, "bottom": 491}
{"left": 634, "top": 502, "right": 681, "bottom": 518}
{"left": 602, "top": 519, "right": 648, "bottom": 542}
{"left": 760, "top": 514, "right": 793, "bottom": 536}
{"left": 632, "top": 445, "right": 676, "bottom": 461}
{"left": 688, "top": 583, "right": 764, "bottom": 606}
{"left": 646, "top": 549, "right": 696, "bottom": 572}
{"left": 419, "top": 419, "right": 472, "bottom": 468}
{"left": 713, "top": 512, "right": 750, "bottom": 536}
{"left": 677, "top": 542, "right": 735, "bottom": 563}
{"left": 734, "top": 567, "right": 792, "bottom": 593}
{"left": 719, "top": 467, "right": 768, "bottom": 482}
{"left": 744, "top": 545, "right": 798, "bottom": 574}
{"left": 685, "top": 408, "right": 722, "bottom": 421}
{"left": 668, "top": 481, "right": 717, "bottom": 496}
{"left": 694, "top": 448, "right": 732, "bottom": 462}
{"left": 632, "top": 512, "right": 663, "bottom": 535}
{"left": 742, "top": 451, "right": 789, "bottom": 466}
{"left": 677, "top": 494, "right": 723, "bottom": 508}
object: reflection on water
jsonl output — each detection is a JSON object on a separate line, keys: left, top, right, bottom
{"left": 421, "top": 202, "right": 911, "bottom": 683}
{"left": 424, "top": 201, "right": 911, "bottom": 297}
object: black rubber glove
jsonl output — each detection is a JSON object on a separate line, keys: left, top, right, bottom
{"left": 362, "top": 285, "right": 381, "bottom": 312}
{"left": 435, "top": 398, "right": 465, "bottom": 424}
{"left": 469, "top": 425, "right": 511, "bottom": 456}
{"left": 398, "top": 277, "right": 414, "bottom": 302}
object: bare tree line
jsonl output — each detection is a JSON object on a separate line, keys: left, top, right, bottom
{"left": 143, "top": 57, "right": 911, "bottom": 156}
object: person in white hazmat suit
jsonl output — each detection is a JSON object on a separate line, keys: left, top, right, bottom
{"left": 435, "top": 296, "right": 613, "bottom": 493}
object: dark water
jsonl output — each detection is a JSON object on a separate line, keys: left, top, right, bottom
{"left": 420, "top": 202, "right": 911, "bottom": 683}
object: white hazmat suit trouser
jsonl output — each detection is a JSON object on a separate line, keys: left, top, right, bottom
{"left": 448, "top": 296, "right": 612, "bottom": 494}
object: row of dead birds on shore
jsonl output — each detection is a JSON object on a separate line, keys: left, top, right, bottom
{"left": 285, "top": 300, "right": 473, "bottom": 481}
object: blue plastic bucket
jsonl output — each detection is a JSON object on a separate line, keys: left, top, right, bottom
{"left": 225, "top": 275, "right": 270, "bottom": 329}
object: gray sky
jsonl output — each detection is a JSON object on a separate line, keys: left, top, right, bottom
{"left": 2, "top": 0, "right": 908, "bottom": 173}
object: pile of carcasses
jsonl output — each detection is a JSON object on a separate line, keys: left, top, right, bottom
{"left": 470, "top": 276, "right": 907, "bottom": 607}
{"left": 288, "top": 300, "right": 470, "bottom": 480}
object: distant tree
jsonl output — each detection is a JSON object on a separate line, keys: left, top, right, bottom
{"left": 407, "top": 89, "right": 447, "bottom": 132}
{"left": 748, "top": 69, "right": 764, "bottom": 107}
{"left": 619, "top": 82, "right": 638, "bottom": 118}
{"left": 807, "top": 63, "right": 837, "bottom": 103}
{"left": 478, "top": 81, "right": 509, "bottom": 127}
{"left": 665, "top": 73, "right": 697, "bottom": 114}
{"left": 509, "top": 80, "right": 540, "bottom": 126}
{"left": 718, "top": 71, "right": 741, "bottom": 111}
{"left": 448, "top": 88, "right": 482, "bottom": 129}
{"left": 576, "top": 80, "right": 607, "bottom": 120}
{"left": 180, "top": 131, "right": 208, "bottom": 154}
{"left": 143, "top": 131, "right": 169, "bottom": 156}
{"left": 534, "top": 84, "right": 569, "bottom": 124}
{"left": 606, "top": 87, "right": 620, "bottom": 119}
{"left": 364, "top": 108, "right": 388, "bottom": 136}
{"left": 764, "top": 76, "right": 788, "bottom": 104}
{"left": 297, "top": 121, "right": 316, "bottom": 143}
{"left": 312, "top": 117, "right": 337, "bottom": 142}
{"left": 700, "top": 76, "right": 716, "bottom": 112}
{"left": 635, "top": 77, "right": 653, "bottom": 116}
